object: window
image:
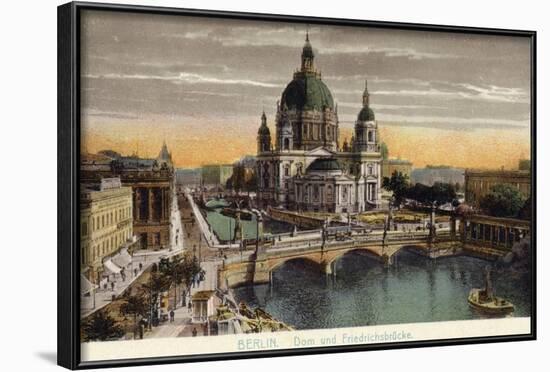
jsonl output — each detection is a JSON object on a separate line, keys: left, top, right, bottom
{"left": 368, "top": 164, "right": 373, "bottom": 175}
{"left": 284, "top": 138, "right": 290, "bottom": 150}
{"left": 82, "top": 222, "right": 88, "bottom": 237}
{"left": 368, "top": 130, "right": 374, "bottom": 142}
{"left": 284, "top": 165, "right": 290, "bottom": 176}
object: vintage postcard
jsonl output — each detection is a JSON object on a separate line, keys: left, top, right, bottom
{"left": 74, "top": 7, "right": 534, "bottom": 364}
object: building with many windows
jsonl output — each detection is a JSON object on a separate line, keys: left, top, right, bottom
{"left": 80, "top": 178, "right": 133, "bottom": 284}
{"left": 256, "top": 33, "right": 382, "bottom": 212}
{"left": 81, "top": 143, "right": 174, "bottom": 250}
{"left": 382, "top": 158, "right": 413, "bottom": 180}
{"left": 464, "top": 166, "right": 531, "bottom": 207}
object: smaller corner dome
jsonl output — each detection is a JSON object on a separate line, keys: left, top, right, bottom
{"left": 358, "top": 106, "right": 375, "bottom": 122}
{"left": 307, "top": 157, "right": 342, "bottom": 172}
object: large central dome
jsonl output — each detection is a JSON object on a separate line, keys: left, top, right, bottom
{"left": 281, "top": 75, "right": 334, "bottom": 111}
{"left": 272, "top": 32, "right": 340, "bottom": 152}
{"left": 280, "top": 32, "right": 334, "bottom": 111}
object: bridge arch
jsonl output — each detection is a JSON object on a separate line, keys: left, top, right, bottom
{"left": 268, "top": 255, "right": 323, "bottom": 276}
{"left": 325, "top": 246, "right": 385, "bottom": 268}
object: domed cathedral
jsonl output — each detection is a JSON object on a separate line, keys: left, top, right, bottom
{"left": 256, "top": 32, "right": 382, "bottom": 213}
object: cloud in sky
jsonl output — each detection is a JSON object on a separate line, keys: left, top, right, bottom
{"left": 80, "top": 10, "right": 532, "bottom": 168}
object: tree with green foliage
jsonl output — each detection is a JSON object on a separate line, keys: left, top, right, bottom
{"left": 517, "top": 196, "right": 532, "bottom": 220}
{"left": 380, "top": 142, "right": 389, "bottom": 160}
{"left": 179, "top": 253, "right": 203, "bottom": 291}
{"left": 382, "top": 171, "right": 410, "bottom": 208}
{"left": 245, "top": 171, "right": 258, "bottom": 196}
{"left": 431, "top": 182, "right": 457, "bottom": 205}
{"left": 119, "top": 292, "right": 149, "bottom": 339}
{"left": 159, "top": 256, "right": 183, "bottom": 310}
{"left": 140, "top": 271, "right": 170, "bottom": 328}
{"left": 480, "top": 184, "right": 526, "bottom": 218}
{"left": 404, "top": 182, "right": 456, "bottom": 207}
{"left": 231, "top": 164, "right": 246, "bottom": 192}
{"left": 225, "top": 177, "right": 233, "bottom": 191}
{"left": 82, "top": 310, "right": 124, "bottom": 342}
{"left": 158, "top": 253, "right": 203, "bottom": 308}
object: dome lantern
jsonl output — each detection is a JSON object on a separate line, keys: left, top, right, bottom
{"left": 301, "top": 30, "right": 315, "bottom": 73}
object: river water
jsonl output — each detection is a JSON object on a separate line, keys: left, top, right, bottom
{"left": 204, "top": 205, "right": 293, "bottom": 242}
{"left": 233, "top": 250, "right": 531, "bottom": 330}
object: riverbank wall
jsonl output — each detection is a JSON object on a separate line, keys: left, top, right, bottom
{"left": 267, "top": 207, "right": 324, "bottom": 229}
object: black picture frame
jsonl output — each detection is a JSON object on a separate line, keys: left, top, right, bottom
{"left": 58, "top": 1, "right": 537, "bottom": 369}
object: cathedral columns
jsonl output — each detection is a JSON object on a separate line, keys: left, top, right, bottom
{"left": 148, "top": 188, "right": 154, "bottom": 222}
{"left": 133, "top": 189, "right": 140, "bottom": 221}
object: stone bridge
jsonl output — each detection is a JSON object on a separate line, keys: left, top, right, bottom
{"left": 218, "top": 231, "right": 460, "bottom": 289}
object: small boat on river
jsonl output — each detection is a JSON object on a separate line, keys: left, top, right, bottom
{"left": 468, "top": 267, "right": 514, "bottom": 316}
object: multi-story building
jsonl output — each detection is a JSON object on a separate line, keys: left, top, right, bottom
{"left": 80, "top": 178, "right": 133, "bottom": 284}
{"left": 411, "top": 166, "right": 465, "bottom": 187}
{"left": 201, "top": 164, "right": 234, "bottom": 189}
{"left": 465, "top": 165, "right": 531, "bottom": 207}
{"left": 81, "top": 143, "right": 174, "bottom": 250}
{"left": 382, "top": 158, "right": 413, "bottom": 180}
{"left": 256, "top": 33, "right": 382, "bottom": 212}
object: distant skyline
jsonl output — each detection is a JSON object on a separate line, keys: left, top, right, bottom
{"left": 81, "top": 10, "right": 531, "bottom": 169}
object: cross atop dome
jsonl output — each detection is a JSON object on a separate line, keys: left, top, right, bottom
{"left": 363, "top": 79, "right": 370, "bottom": 107}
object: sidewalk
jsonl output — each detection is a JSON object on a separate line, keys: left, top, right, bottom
{"left": 81, "top": 246, "right": 187, "bottom": 318}
{"left": 144, "top": 259, "right": 219, "bottom": 339}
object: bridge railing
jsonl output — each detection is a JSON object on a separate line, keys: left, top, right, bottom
{"left": 263, "top": 229, "right": 454, "bottom": 253}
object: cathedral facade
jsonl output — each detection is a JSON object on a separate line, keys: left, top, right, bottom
{"left": 256, "top": 33, "right": 382, "bottom": 213}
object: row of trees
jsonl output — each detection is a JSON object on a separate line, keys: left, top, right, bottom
{"left": 383, "top": 171, "right": 529, "bottom": 218}
{"left": 479, "top": 184, "right": 528, "bottom": 218}
{"left": 382, "top": 171, "right": 457, "bottom": 208}
{"left": 82, "top": 253, "right": 203, "bottom": 342}
{"left": 226, "top": 164, "right": 257, "bottom": 194}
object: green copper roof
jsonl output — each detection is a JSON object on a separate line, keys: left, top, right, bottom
{"left": 281, "top": 74, "right": 335, "bottom": 111}
{"left": 307, "top": 158, "right": 341, "bottom": 172}
{"left": 358, "top": 106, "right": 375, "bottom": 121}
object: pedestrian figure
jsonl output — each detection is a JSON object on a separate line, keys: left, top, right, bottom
{"left": 110, "top": 281, "right": 115, "bottom": 291}
{"left": 139, "top": 262, "right": 143, "bottom": 271}
{"left": 192, "top": 327, "right": 197, "bottom": 337}
{"left": 134, "top": 268, "right": 138, "bottom": 277}
{"left": 170, "top": 310, "right": 175, "bottom": 322}
{"left": 188, "top": 301, "right": 192, "bottom": 312}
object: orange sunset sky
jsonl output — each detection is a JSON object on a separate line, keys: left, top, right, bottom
{"left": 81, "top": 117, "right": 530, "bottom": 170}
